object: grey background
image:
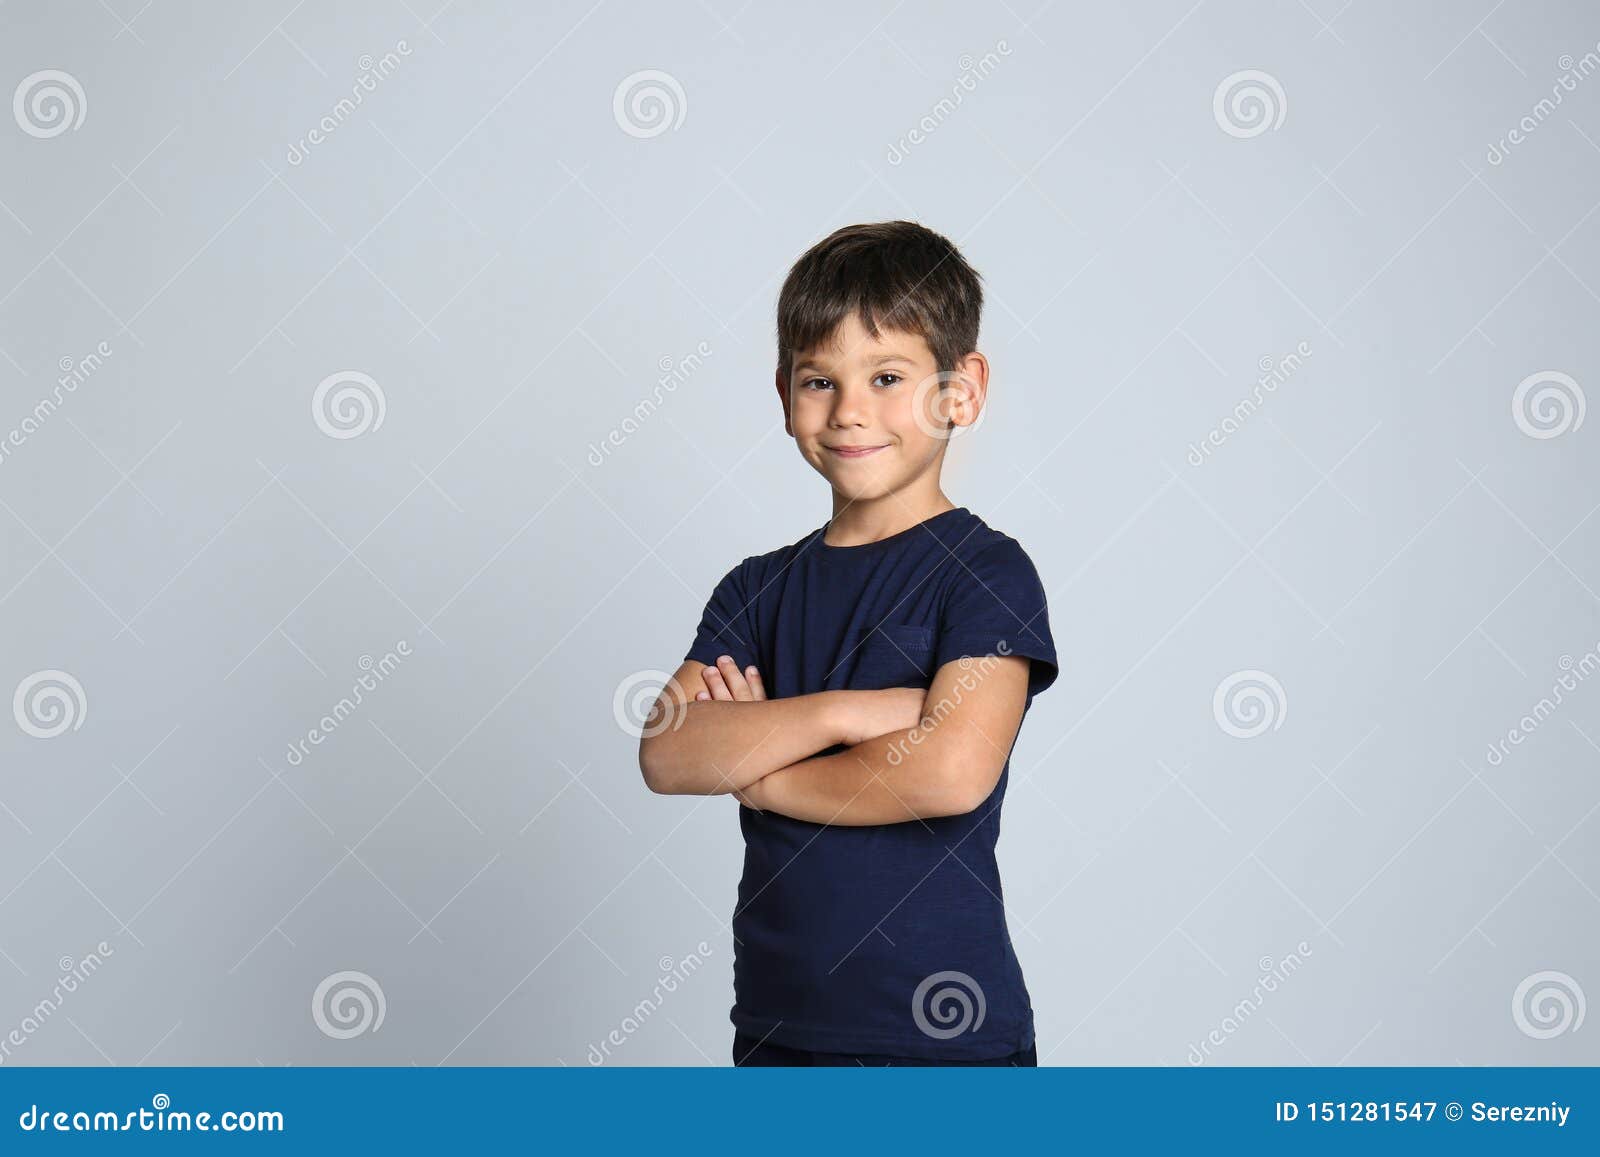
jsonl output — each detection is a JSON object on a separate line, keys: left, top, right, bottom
{"left": 1, "top": 0, "right": 1597, "bottom": 1066}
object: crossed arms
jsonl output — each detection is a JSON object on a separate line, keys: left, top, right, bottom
{"left": 636, "top": 652, "right": 1032, "bottom": 826}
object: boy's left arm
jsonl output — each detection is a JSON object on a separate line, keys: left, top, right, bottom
{"left": 735, "top": 655, "right": 1032, "bottom": 826}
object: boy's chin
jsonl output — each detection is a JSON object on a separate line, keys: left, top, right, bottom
{"left": 826, "top": 477, "right": 904, "bottom": 502}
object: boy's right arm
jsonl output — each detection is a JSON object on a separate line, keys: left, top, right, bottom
{"left": 637, "top": 659, "right": 921, "bottom": 796}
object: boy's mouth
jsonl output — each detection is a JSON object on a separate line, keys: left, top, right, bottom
{"left": 824, "top": 442, "right": 889, "bottom": 459}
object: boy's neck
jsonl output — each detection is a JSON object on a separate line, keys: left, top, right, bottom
{"left": 824, "top": 486, "right": 958, "bottom": 547}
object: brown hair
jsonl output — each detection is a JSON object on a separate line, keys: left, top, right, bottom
{"left": 775, "top": 220, "right": 983, "bottom": 377}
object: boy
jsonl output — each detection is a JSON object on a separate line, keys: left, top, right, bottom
{"left": 638, "top": 221, "right": 1059, "bottom": 1066}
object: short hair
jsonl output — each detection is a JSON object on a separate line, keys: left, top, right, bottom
{"left": 776, "top": 220, "right": 983, "bottom": 378}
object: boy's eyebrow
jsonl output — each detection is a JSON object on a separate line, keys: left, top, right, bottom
{"left": 793, "top": 352, "right": 916, "bottom": 375}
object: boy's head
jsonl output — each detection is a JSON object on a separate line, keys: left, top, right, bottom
{"left": 774, "top": 221, "right": 988, "bottom": 503}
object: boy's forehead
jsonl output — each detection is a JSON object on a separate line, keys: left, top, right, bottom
{"left": 793, "top": 322, "right": 931, "bottom": 371}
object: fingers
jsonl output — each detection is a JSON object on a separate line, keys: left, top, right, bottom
{"left": 716, "top": 655, "right": 755, "bottom": 699}
{"left": 701, "top": 663, "right": 734, "bottom": 700}
{"left": 703, "top": 655, "right": 762, "bottom": 701}
{"left": 698, "top": 656, "right": 766, "bottom": 703}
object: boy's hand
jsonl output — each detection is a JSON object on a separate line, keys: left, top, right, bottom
{"left": 696, "top": 655, "right": 767, "bottom": 702}
{"left": 693, "top": 657, "right": 774, "bottom": 809}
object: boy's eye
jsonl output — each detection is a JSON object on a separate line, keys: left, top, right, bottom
{"left": 800, "top": 374, "right": 901, "bottom": 391}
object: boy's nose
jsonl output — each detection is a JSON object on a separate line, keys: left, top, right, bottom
{"left": 830, "top": 393, "right": 872, "bottom": 426}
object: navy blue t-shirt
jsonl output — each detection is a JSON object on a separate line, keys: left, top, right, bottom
{"left": 683, "top": 505, "right": 1059, "bottom": 1060}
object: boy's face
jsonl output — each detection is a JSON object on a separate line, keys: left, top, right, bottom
{"left": 776, "top": 312, "right": 978, "bottom": 502}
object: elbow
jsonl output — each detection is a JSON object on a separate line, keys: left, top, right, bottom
{"left": 639, "top": 727, "right": 701, "bottom": 796}
{"left": 638, "top": 738, "right": 675, "bottom": 794}
{"left": 931, "top": 763, "right": 1001, "bottom": 817}
{"left": 935, "top": 789, "right": 986, "bottom": 819}
{"left": 638, "top": 692, "right": 692, "bottom": 794}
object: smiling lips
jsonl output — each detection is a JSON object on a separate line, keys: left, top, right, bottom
{"left": 825, "top": 443, "right": 889, "bottom": 459}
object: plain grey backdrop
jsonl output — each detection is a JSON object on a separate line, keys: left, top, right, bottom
{"left": 1, "top": 0, "right": 1597, "bottom": 1066}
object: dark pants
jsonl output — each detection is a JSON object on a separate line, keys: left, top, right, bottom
{"left": 733, "top": 1030, "right": 1036, "bottom": 1067}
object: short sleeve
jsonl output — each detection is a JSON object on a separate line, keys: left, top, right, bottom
{"left": 683, "top": 561, "right": 761, "bottom": 674}
{"left": 934, "top": 539, "right": 1059, "bottom": 703}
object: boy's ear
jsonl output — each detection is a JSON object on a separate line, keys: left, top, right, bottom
{"left": 947, "top": 351, "right": 989, "bottom": 430}
{"left": 774, "top": 366, "right": 792, "bottom": 437}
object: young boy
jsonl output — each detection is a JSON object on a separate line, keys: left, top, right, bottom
{"left": 638, "top": 221, "right": 1059, "bottom": 1066}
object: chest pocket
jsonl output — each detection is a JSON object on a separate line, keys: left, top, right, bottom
{"left": 850, "top": 623, "right": 936, "bottom": 690}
